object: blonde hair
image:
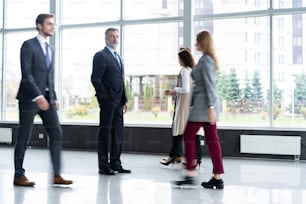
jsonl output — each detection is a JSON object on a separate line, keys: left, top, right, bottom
{"left": 196, "top": 30, "right": 219, "bottom": 70}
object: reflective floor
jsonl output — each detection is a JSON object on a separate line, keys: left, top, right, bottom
{"left": 1, "top": 146, "right": 306, "bottom": 204}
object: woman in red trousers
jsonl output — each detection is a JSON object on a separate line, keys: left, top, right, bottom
{"left": 174, "top": 30, "right": 224, "bottom": 189}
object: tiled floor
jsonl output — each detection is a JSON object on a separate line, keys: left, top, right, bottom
{"left": 1, "top": 146, "right": 306, "bottom": 204}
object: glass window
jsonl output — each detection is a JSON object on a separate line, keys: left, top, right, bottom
{"left": 61, "top": 27, "right": 109, "bottom": 123}
{"left": 124, "top": 0, "right": 181, "bottom": 20}
{"left": 293, "top": 36, "right": 302, "bottom": 46}
{"left": 273, "top": 14, "right": 306, "bottom": 128}
{"left": 254, "top": 33, "right": 261, "bottom": 44}
{"left": 274, "top": 0, "right": 306, "bottom": 8}
{"left": 254, "top": 52, "right": 261, "bottom": 62}
{"left": 124, "top": 23, "right": 180, "bottom": 125}
{"left": 279, "top": 18, "right": 284, "bottom": 30}
{"left": 244, "top": 50, "right": 248, "bottom": 61}
{"left": 0, "top": 1, "right": 3, "bottom": 28}
{"left": 254, "top": 0, "right": 261, "bottom": 7}
{"left": 5, "top": 31, "right": 37, "bottom": 121}
{"left": 0, "top": 34, "right": 2, "bottom": 120}
{"left": 279, "top": 36, "right": 285, "bottom": 46}
{"left": 6, "top": 0, "right": 49, "bottom": 28}
{"left": 1, "top": 0, "right": 306, "bottom": 130}
{"left": 61, "top": 0, "right": 120, "bottom": 25}
{"left": 194, "top": 0, "right": 268, "bottom": 15}
{"left": 293, "top": 16, "right": 302, "bottom": 29}
{"left": 254, "top": 17, "right": 261, "bottom": 25}
{"left": 279, "top": 54, "right": 285, "bottom": 64}
{"left": 195, "top": 17, "right": 270, "bottom": 127}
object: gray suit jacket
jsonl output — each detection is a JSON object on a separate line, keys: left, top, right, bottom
{"left": 188, "top": 54, "right": 220, "bottom": 122}
{"left": 16, "top": 37, "right": 57, "bottom": 104}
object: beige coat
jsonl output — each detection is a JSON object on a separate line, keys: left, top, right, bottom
{"left": 172, "top": 68, "right": 192, "bottom": 136}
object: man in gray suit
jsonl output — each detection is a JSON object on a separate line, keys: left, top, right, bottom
{"left": 13, "top": 13, "right": 72, "bottom": 186}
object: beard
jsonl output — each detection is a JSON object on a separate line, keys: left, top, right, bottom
{"left": 107, "top": 42, "right": 118, "bottom": 49}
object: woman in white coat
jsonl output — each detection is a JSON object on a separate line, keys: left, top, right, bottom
{"left": 160, "top": 47, "right": 203, "bottom": 167}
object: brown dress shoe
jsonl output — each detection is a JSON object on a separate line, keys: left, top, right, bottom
{"left": 53, "top": 176, "right": 73, "bottom": 185}
{"left": 13, "top": 176, "right": 35, "bottom": 187}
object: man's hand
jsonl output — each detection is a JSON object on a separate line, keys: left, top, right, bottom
{"left": 123, "top": 103, "right": 128, "bottom": 113}
{"left": 36, "top": 97, "right": 49, "bottom": 111}
{"left": 55, "top": 100, "right": 60, "bottom": 110}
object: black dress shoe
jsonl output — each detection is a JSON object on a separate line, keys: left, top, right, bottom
{"left": 173, "top": 176, "right": 195, "bottom": 187}
{"left": 201, "top": 177, "right": 224, "bottom": 189}
{"left": 99, "top": 168, "right": 116, "bottom": 175}
{"left": 112, "top": 167, "right": 131, "bottom": 173}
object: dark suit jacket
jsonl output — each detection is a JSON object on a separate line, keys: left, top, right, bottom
{"left": 16, "top": 37, "right": 57, "bottom": 104}
{"left": 91, "top": 47, "right": 127, "bottom": 106}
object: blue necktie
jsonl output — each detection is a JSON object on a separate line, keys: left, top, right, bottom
{"left": 114, "top": 51, "right": 121, "bottom": 68}
{"left": 45, "top": 42, "right": 51, "bottom": 69}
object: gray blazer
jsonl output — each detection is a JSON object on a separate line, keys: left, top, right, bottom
{"left": 188, "top": 54, "right": 220, "bottom": 122}
{"left": 16, "top": 37, "right": 57, "bottom": 104}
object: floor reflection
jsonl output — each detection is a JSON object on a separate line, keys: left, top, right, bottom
{"left": 0, "top": 147, "right": 305, "bottom": 204}
{"left": 96, "top": 176, "right": 123, "bottom": 204}
{"left": 47, "top": 186, "right": 73, "bottom": 204}
{"left": 13, "top": 186, "right": 35, "bottom": 204}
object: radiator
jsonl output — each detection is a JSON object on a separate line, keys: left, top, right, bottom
{"left": 0, "top": 128, "right": 12, "bottom": 144}
{"left": 240, "top": 135, "right": 301, "bottom": 159}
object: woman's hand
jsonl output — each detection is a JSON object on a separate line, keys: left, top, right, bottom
{"left": 164, "top": 89, "right": 171, "bottom": 96}
{"left": 164, "top": 89, "right": 176, "bottom": 96}
{"left": 208, "top": 108, "right": 216, "bottom": 125}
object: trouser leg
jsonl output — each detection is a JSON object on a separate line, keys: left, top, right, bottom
{"left": 203, "top": 122, "right": 224, "bottom": 174}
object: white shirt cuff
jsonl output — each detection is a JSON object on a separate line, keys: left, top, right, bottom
{"left": 32, "top": 95, "right": 44, "bottom": 102}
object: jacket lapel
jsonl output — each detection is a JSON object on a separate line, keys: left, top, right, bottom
{"left": 105, "top": 47, "right": 121, "bottom": 73}
{"left": 33, "top": 38, "right": 53, "bottom": 71}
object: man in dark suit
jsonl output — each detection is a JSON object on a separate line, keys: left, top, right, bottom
{"left": 91, "top": 27, "right": 131, "bottom": 175}
{"left": 13, "top": 13, "right": 72, "bottom": 186}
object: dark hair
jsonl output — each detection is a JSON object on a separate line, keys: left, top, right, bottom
{"left": 105, "top": 27, "right": 119, "bottom": 38}
{"left": 178, "top": 47, "right": 195, "bottom": 68}
{"left": 35, "top": 13, "right": 54, "bottom": 31}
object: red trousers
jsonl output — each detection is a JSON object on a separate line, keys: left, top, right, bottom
{"left": 183, "top": 121, "right": 224, "bottom": 174}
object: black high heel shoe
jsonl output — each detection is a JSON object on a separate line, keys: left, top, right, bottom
{"left": 160, "top": 157, "right": 175, "bottom": 166}
{"left": 195, "top": 159, "right": 201, "bottom": 168}
{"left": 160, "top": 157, "right": 181, "bottom": 166}
{"left": 183, "top": 159, "right": 201, "bottom": 169}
